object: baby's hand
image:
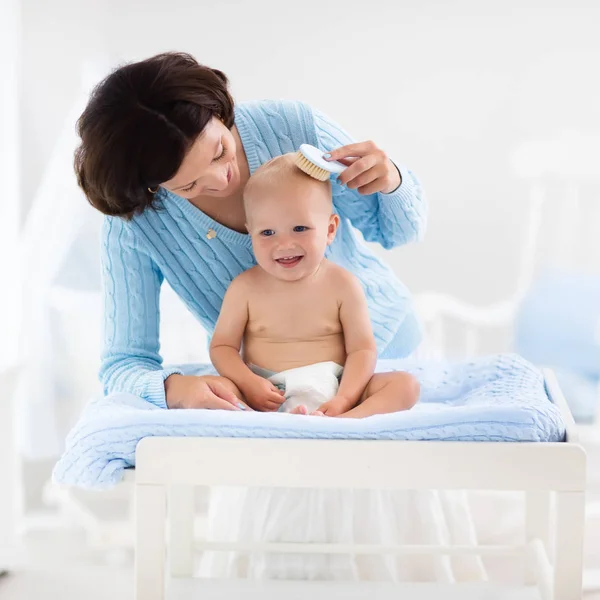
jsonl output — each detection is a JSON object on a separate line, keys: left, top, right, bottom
{"left": 241, "top": 375, "right": 286, "bottom": 412}
{"left": 317, "top": 395, "right": 355, "bottom": 417}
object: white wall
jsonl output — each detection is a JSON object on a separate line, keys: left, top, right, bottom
{"left": 20, "top": 0, "right": 600, "bottom": 306}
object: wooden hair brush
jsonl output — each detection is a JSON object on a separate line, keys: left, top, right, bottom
{"left": 294, "top": 144, "right": 347, "bottom": 181}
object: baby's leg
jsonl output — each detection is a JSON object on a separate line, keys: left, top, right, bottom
{"left": 339, "top": 371, "right": 420, "bottom": 419}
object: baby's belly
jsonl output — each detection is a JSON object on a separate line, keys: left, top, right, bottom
{"left": 243, "top": 334, "right": 347, "bottom": 373}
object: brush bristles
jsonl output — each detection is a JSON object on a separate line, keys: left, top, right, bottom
{"left": 294, "top": 152, "right": 331, "bottom": 181}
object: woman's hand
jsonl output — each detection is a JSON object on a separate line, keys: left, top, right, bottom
{"left": 325, "top": 141, "right": 401, "bottom": 195}
{"left": 240, "top": 375, "right": 285, "bottom": 412}
{"left": 165, "top": 374, "right": 249, "bottom": 410}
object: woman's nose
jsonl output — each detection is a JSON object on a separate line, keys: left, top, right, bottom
{"left": 216, "top": 170, "right": 229, "bottom": 189}
{"left": 208, "top": 169, "right": 229, "bottom": 191}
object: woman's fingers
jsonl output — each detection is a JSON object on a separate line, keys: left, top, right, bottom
{"left": 337, "top": 155, "right": 378, "bottom": 187}
{"left": 357, "top": 178, "right": 385, "bottom": 196}
{"left": 325, "top": 141, "right": 376, "bottom": 162}
{"left": 335, "top": 156, "right": 360, "bottom": 167}
{"left": 211, "top": 381, "right": 241, "bottom": 405}
{"left": 325, "top": 140, "right": 398, "bottom": 194}
{"left": 206, "top": 391, "right": 242, "bottom": 410}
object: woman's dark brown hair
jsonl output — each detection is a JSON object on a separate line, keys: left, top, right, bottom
{"left": 74, "top": 52, "right": 234, "bottom": 219}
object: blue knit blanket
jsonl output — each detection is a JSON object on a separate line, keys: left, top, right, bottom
{"left": 53, "top": 354, "right": 565, "bottom": 489}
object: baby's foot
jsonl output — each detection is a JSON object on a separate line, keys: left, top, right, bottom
{"left": 290, "top": 406, "right": 326, "bottom": 416}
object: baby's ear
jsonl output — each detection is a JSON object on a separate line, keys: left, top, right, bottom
{"left": 327, "top": 214, "right": 340, "bottom": 244}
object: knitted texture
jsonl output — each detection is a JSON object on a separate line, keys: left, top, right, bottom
{"left": 100, "top": 100, "right": 428, "bottom": 408}
{"left": 53, "top": 354, "right": 566, "bottom": 489}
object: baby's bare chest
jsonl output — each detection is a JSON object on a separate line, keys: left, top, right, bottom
{"left": 246, "top": 286, "right": 341, "bottom": 340}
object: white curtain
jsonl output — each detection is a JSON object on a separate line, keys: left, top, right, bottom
{"left": 0, "top": 0, "right": 21, "bottom": 563}
{"left": 0, "top": 0, "right": 21, "bottom": 367}
{"left": 14, "top": 61, "right": 212, "bottom": 460}
{"left": 14, "top": 71, "right": 105, "bottom": 459}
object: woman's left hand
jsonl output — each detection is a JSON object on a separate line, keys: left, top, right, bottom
{"left": 325, "top": 141, "right": 401, "bottom": 195}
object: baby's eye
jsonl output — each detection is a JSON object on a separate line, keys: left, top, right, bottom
{"left": 260, "top": 229, "right": 275, "bottom": 237}
{"left": 293, "top": 226, "right": 309, "bottom": 233}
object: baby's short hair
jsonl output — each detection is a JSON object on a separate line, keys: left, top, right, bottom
{"left": 243, "top": 153, "right": 332, "bottom": 212}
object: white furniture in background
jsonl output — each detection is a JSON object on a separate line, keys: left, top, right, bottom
{"left": 413, "top": 178, "right": 545, "bottom": 360}
{"left": 132, "top": 370, "right": 585, "bottom": 600}
{"left": 414, "top": 130, "right": 600, "bottom": 393}
{"left": 413, "top": 132, "right": 600, "bottom": 592}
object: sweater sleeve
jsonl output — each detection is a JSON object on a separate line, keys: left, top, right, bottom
{"left": 99, "top": 217, "right": 182, "bottom": 409}
{"left": 312, "top": 107, "right": 428, "bottom": 250}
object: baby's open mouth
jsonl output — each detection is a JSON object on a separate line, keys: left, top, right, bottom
{"left": 275, "top": 256, "right": 303, "bottom": 268}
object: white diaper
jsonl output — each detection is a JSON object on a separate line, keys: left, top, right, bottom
{"left": 249, "top": 361, "right": 344, "bottom": 413}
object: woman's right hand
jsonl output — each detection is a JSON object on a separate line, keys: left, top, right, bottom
{"left": 240, "top": 375, "right": 285, "bottom": 412}
{"left": 164, "top": 374, "right": 248, "bottom": 410}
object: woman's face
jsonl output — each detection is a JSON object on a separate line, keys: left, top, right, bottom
{"left": 160, "top": 117, "right": 241, "bottom": 200}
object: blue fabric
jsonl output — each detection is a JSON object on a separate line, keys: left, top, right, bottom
{"left": 99, "top": 100, "right": 427, "bottom": 410}
{"left": 53, "top": 354, "right": 565, "bottom": 489}
{"left": 515, "top": 268, "right": 600, "bottom": 422}
{"left": 515, "top": 268, "right": 600, "bottom": 377}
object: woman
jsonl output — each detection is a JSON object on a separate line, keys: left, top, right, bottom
{"left": 75, "top": 51, "right": 427, "bottom": 413}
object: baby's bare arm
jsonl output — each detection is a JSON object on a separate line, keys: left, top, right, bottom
{"left": 210, "top": 274, "right": 286, "bottom": 412}
{"left": 209, "top": 277, "right": 254, "bottom": 389}
{"left": 336, "top": 271, "right": 378, "bottom": 406}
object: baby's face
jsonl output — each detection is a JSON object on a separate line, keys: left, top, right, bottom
{"left": 246, "top": 184, "right": 338, "bottom": 282}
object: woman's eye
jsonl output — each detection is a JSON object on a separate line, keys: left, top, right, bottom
{"left": 182, "top": 181, "right": 197, "bottom": 193}
{"left": 260, "top": 229, "right": 275, "bottom": 237}
{"left": 214, "top": 145, "right": 227, "bottom": 162}
{"left": 293, "top": 226, "right": 309, "bottom": 233}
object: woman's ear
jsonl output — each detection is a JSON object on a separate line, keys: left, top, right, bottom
{"left": 327, "top": 214, "right": 340, "bottom": 245}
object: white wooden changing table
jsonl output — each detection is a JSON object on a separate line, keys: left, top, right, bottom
{"left": 132, "top": 369, "right": 586, "bottom": 600}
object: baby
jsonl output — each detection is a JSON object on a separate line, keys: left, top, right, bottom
{"left": 209, "top": 154, "right": 419, "bottom": 417}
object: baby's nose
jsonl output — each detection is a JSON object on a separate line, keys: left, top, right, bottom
{"left": 277, "top": 236, "right": 295, "bottom": 250}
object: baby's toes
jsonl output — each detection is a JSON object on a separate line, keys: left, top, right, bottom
{"left": 290, "top": 405, "right": 308, "bottom": 415}
{"left": 310, "top": 410, "right": 325, "bottom": 417}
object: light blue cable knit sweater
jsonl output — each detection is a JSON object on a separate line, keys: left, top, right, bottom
{"left": 100, "top": 100, "right": 427, "bottom": 409}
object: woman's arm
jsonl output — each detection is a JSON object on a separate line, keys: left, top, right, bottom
{"left": 99, "top": 217, "right": 183, "bottom": 409}
{"left": 312, "top": 107, "right": 428, "bottom": 250}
